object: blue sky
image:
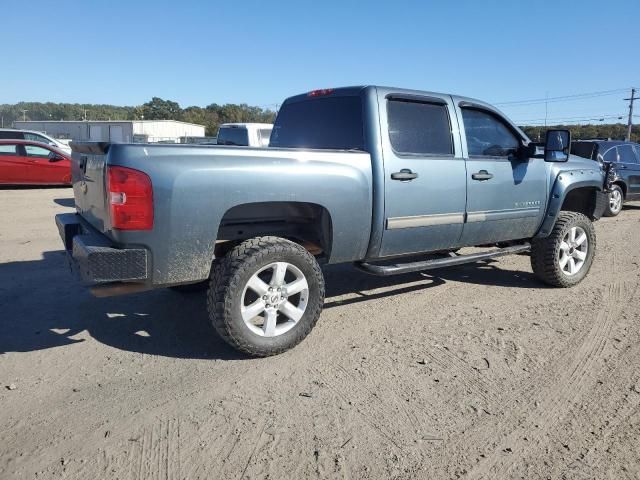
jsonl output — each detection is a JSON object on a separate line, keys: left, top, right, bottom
{"left": 3, "top": 0, "right": 639, "bottom": 124}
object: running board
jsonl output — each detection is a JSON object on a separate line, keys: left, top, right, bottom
{"left": 354, "top": 243, "right": 531, "bottom": 277}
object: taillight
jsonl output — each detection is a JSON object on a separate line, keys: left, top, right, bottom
{"left": 107, "top": 166, "right": 153, "bottom": 230}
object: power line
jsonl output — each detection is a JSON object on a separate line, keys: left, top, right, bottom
{"left": 513, "top": 113, "right": 625, "bottom": 123}
{"left": 495, "top": 88, "right": 630, "bottom": 107}
{"left": 515, "top": 114, "right": 627, "bottom": 126}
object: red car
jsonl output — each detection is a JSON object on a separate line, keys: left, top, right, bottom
{"left": 0, "top": 140, "right": 71, "bottom": 185}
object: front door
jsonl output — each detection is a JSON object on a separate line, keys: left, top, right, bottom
{"left": 23, "top": 144, "right": 66, "bottom": 184}
{"left": 379, "top": 93, "right": 467, "bottom": 257}
{"left": 456, "top": 106, "right": 547, "bottom": 245}
{"left": 617, "top": 144, "right": 640, "bottom": 199}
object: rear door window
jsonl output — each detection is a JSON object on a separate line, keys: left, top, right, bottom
{"left": 462, "top": 108, "right": 520, "bottom": 157}
{"left": 387, "top": 99, "right": 453, "bottom": 155}
{"left": 0, "top": 131, "right": 24, "bottom": 140}
{"left": 0, "top": 144, "right": 18, "bottom": 155}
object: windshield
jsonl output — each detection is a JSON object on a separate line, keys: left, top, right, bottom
{"left": 270, "top": 96, "right": 364, "bottom": 150}
{"left": 570, "top": 142, "right": 597, "bottom": 160}
{"left": 217, "top": 127, "right": 249, "bottom": 146}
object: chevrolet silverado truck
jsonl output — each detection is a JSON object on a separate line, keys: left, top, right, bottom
{"left": 56, "top": 86, "right": 607, "bottom": 356}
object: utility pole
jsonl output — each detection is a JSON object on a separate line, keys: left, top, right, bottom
{"left": 21, "top": 109, "right": 28, "bottom": 122}
{"left": 624, "top": 88, "right": 636, "bottom": 142}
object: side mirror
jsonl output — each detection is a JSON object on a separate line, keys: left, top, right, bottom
{"left": 544, "top": 129, "right": 570, "bottom": 162}
{"left": 49, "top": 153, "right": 65, "bottom": 162}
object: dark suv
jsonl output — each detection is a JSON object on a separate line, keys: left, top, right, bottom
{"left": 571, "top": 140, "right": 640, "bottom": 216}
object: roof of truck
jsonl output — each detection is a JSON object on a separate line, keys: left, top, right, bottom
{"left": 282, "top": 85, "right": 529, "bottom": 142}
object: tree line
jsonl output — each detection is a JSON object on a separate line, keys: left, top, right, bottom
{"left": 1, "top": 97, "right": 638, "bottom": 142}
{"left": 521, "top": 124, "right": 638, "bottom": 143}
{"left": 0, "top": 97, "right": 276, "bottom": 137}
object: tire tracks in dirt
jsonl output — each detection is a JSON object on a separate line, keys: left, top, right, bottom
{"left": 462, "top": 279, "right": 637, "bottom": 479}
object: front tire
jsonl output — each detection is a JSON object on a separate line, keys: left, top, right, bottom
{"left": 531, "top": 211, "right": 596, "bottom": 287}
{"left": 207, "top": 236, "right": 325, "bottom": 357}
{"left": 603, "top": 184, "right": 623, "bottom": 217}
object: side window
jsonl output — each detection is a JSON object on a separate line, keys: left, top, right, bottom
{"left": 0, "top": 144, "right": 18, "bottom": 155}
{"left": 602, "top": 147, "right": 618, "bottom": 163}
{"left": 24, "top": 145, "right": 52, "bottom": 158}
{"left": 618, "top": 144, "right": 637, "bottom": 163}
{"left": 387, "top": 99, "right": 453, "bottom": 155}
{"left": 633, "top": 145, "right": 640, "bottom": 163}
{"left": 24, "top": 133, "right": 49, "bottom": 144}
{"left": 259, "top": 129, "right": 272, "bottom": 146}
{"left": 0, "top": 131, "right": 24, "bottom": 140}
{"left": 461, "top": 108, "right": 520, "bottom": 157}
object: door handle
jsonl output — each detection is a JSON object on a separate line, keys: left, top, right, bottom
{"left": 472, "top": 170, "right": 493, "bottom": 181}
{"left": 391, "top": 169, "right": 418, "bottom": 181}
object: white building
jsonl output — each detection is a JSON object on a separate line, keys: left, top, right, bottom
{"left": 14, "top": 120, "right": 205, "bottom": 144}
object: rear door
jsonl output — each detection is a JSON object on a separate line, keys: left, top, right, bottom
{"left": 0, "top": 143, "right": 24, "bottom": 183}
{"left": 378, "top": 93, "right": 466, "bottom": 256}
{"left": 456, "top": 105, "right": 546, "bottom": 245}
{"left": 617, "top": 144, "right": 640, "bottom": 199}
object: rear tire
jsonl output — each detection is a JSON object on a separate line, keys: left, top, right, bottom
{"left": 603, "top": 184, "right": 623, "bottom": 217}
{"left": 531, "top": 211, "right": 596, "bottom": 288}
{"left": 207, "top": 236, "right": 325, "bottom": 357}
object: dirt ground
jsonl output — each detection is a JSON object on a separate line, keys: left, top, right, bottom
{"left": 1, "top": 187, "right": 639, "bottom": 480}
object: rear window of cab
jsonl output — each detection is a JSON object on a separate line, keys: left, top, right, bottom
{"left": 270, "top": 96, "right": 364, "bottom": 150}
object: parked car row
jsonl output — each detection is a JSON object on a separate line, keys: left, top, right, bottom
{"left": 0, "top": 140, "right": 71, "bottom": 185}
{"left": 0, "top": 122, "right": 276, "bottom": 185}
{"left": 571, "top": 140, "right": 640, "bottom": 217}
{"left": 0, "top": 128, "right": 72, "bottom": 155}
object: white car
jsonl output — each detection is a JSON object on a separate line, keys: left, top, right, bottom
{"left": 0, "top": 129, "right": 72, "bottom": 155}
{"left": 215, "top": 123, "right": 273, "bottom": 147}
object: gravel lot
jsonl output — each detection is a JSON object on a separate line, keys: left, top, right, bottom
{"left": 1, "top": 187, "right": 639, "bottom": 479}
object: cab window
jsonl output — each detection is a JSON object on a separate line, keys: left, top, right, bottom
{"left": 24, "top": 133, "right": 49, "bottom": 144}
{"left": 461, "top": 108, "right": 520, "bottom": 157}
{"left": 387, "top": 99, "right": 453, "bottom": 156}
{"left": 617, "top": 144, "right": 637, "bottom": 163}
{"left": 0, "top": 144, "right": 18, "bottom": 155}
{"left": 602, "top": 147, "right": 618, "bottom": 163}
{"left": 0, "top": 131, "right": 24, "bottom": 140}
{"left": 24, "top": 145, "right": 52, "bottom": 158}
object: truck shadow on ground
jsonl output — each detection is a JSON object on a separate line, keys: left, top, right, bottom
{"left": 0, "top": 250, "right": 543, "bottom": 360}
{"left": 52, "top": 197, "right": 75, "bottom": 207}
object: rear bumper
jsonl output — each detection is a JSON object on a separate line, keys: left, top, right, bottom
{"left": 55, "top": 213, "right": 149, "bottom": 284}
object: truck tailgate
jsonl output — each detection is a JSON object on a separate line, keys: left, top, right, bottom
{"left": 70, "top": 142, "right": 110, "bottom": 233}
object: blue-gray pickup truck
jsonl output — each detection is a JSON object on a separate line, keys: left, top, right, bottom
{"left": 56, "top": 86, "right": 607, "bottom": 356}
